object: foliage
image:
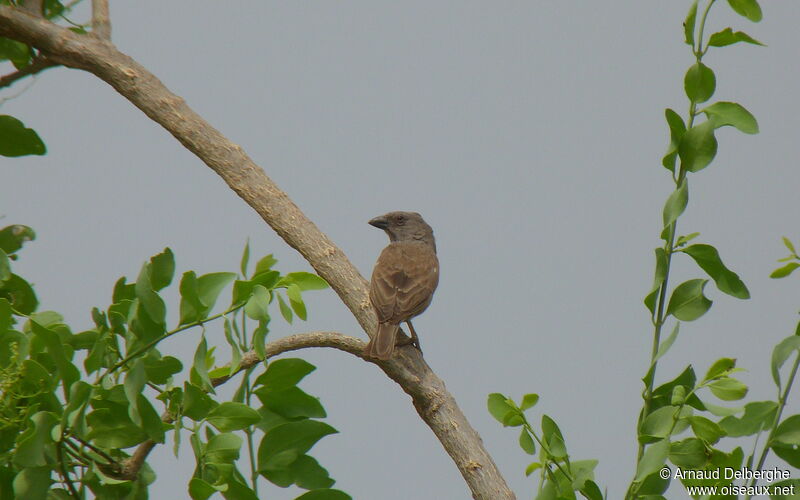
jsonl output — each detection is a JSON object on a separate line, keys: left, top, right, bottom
{"left": 491, "top": 1, "right": 800, "bottom": 499}
{"left": 0, "top": 226, "right": 349, "bottom": 499}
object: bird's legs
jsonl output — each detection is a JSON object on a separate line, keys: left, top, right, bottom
{"left": 405, "top": 320, "right": 422, "bottom": 353}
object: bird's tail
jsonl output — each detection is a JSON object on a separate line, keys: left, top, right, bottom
{"left": 364, "top": 322, "right": 399, "bottom": 360}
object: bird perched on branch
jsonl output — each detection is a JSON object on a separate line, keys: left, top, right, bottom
{"left": 364, "top": 211, "right": 439, "bottom": 360}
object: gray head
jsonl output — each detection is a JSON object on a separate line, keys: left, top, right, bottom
{"left": 369, "top": 211, "right": 436, "bottom": 249}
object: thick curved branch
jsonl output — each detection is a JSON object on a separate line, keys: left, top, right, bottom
{"left": 90, "top": 0, "right": 110, "bottom": 39}
{"left": 0, "top": 8, "right": 515, "bottom": 500}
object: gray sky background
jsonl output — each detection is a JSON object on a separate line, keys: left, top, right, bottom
{"left": 2, "top": 1, "right": 799, "bottom": 498}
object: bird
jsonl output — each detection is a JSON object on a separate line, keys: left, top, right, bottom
{"left": 364, "top": 211, "right": 439, "bottom": 360}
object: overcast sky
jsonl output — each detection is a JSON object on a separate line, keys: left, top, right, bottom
{"left": 2, "top": 1, "right": 799, "bottom": 498}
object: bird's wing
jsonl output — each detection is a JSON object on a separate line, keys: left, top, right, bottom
{"left": 370, "top": 243, "right": 439, "bottom": 323}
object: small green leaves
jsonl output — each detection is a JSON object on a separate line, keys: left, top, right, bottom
{"left": 487, "top": 393, "right": 517, "bottom": 425}
{"left": 703, "top": 357, "right": 737, "bottom": 382}
{"left": 683, "top": 1, "right": 698, "bottom": 47}
{"left": 718, "top": 401, "right": 777, "bottom": 436}
{"left": 0, "top": 38, "right": 32, "bottom": 69}
{"left": 244, "top": 284, "right": 271, "bottom": 322}
{"left": 635, "top": 438, "right": 669, "bottom": 481}
{"left": 662, "top": 109, "right": 686, "bottom": 172}
{"left": 771, "top": 416, "right": 800, "bottom": 467}
{"left": 0, "top": 115, "right": 46, "bottom": 157}
{"left": 519, "top": 428, "right": 536, "bottom": 455}
{"left": 771, "top": 263, "right": 800, "bottom": 279}
{"left": 708, "top": 377, "right": 748, "bottom": 401}
{"left": 708, "top": 27, "right": 764, "bottom": 47}
{"left": 0, "top": 224, "right": 36, "bottom": 255}
{"left": 682, "top": 244, "right": 750, "bottom": 299}
{"left": 666, "top": 279, "right": 712, "bottom": 321}
{"left": 644, "top": 248, "right": 668, "bottom": 315}
{"left": 669, "top": 438, "right": 707, "bottom": 467}
{"left": 662, "top": 180, "right": 689, "bottom": 229}
{"left": 684, "top": 63, "right": 716, "bottom": 103}
{"left": 679, "top": 121, "right": 718, "bottom": 172}
{"left": 206, "top": 402, "right": 261, "bottom": 432}
{"left": 771, "top": 335, "right": 800, "bottom": 390}
{"left": 702, "top": 101, "right": 759, "bottom": 134}
{"left": 520, "top": 393, "right": 539, "bottom": 411}
{"left": 727, "top": 0, "right": 763, "bottom": 22}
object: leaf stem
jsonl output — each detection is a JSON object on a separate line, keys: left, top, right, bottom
{"left": 100, "top": 304, "right": 244, "bottom": 381}
{"left": 745, "top": 351, "right": 800, "bottom": 497}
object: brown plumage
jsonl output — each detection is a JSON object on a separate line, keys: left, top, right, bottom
{"left": 364, "top": 211, "right": 439, "bottom": 360}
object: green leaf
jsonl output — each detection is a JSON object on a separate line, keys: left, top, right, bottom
{"left": 276, "top": 292, "right": 293, "bottom": 323}
{"left": 635, "top": 439, "right": 669, "bottom": 481}
{"left": 244, "top": 285, "right": 271, "bottom": 322}
{"left": 137, "top": 393, "right": 166, "bottom": 443}
{"left": 257, "top": 420, "right": 338, "bottom": 470}
{"left": 279, "top": 272, "right": 329, "bottom": 291}
{"left": 0, "top": 250, "right": 10, "bottom": 282}
{"left": 525, "top": 462, "right": 542, "bottom": 477}
{"left": 204, "top": 432, "right": 243, "bottom": 463}
{"left": 294, "top": 489, "right": 351, "bottom": 500}
{"left": 676, "top": 232, "right": 700, "bottom": 248}
{"left": 644, "top": 248, "right": 668, "bottom": 315}
{"left": 682, "top": 244, "right": 750, "bottom": 299}
{"left": 683, "top": 1, "right": 698, "bottom": 46}
{"left": 702, "top": 101, "right": 759, "bottom": 134}
{"left": 0, "top": 38, "right": 32, "bottom": 68}
{"left": 30, "top": 320, "right": 79, "bottom": 391}
{"left": 287, "top": 283, "right": 307, "bottom": 321}
{"left": 541, "top": 415, "right": 566, "bottom": 457}
{"left": 727, "top": 0, "right": 763, "bottom": 22}
{"left": 719, "top": 401, "right": 777, "bottom": 436}
{"left": 189, "top": 477, "right": 218, "bottom": 500}
{"left": 134, "top": 261, "right": 166, "bottom": 327}
{"left": 666, "top": 279, "right": 712, "bottom": 321}
{"left": 662, "top": 180, "right": 689, "bottom": 229}
{"left": 771, "top": 262, "right": 800, "bottom": 279}
{"left": 708, "top": 377, "right": 748, "bottom": 401}
{"left": 654, "top": 323, "right": 680, "bottom": 362}
{"left": 254, "top": 254, "right": 278, "bottom": 275}
{"left": 231, "top": 271, "right": 280, "bottom": 306}
{"left": 287, "top": 455, "right": 335, "bottom": 490}
{"left": 662, "top": 109, "right": 686, "bottom": 172}
{"left": 256, "top": 386, "right": 326, "bottom": 419}
{"left": 183, "top": 382, "right": 218, "bottom": 421}
{"left": 223, "top": 319, "right": 242, "bottom": 377}
{"left": 684, "top": 63, "right": 716, "bottom": 103}
{"left": 689, "top": 416, "right": 726, "bottom": 444}
{"left": 14, "top": 411, "right": 58, "bottom": 467}
{"left": 144, "top": 355, "right": 182, "bottom": 385}
{"left": 487, "top": 393, "right": 515, "bottom": 424}
{"left": 679, "top": 120, "right": 718, "bottom": 172}
{"left": 197, "top": 272, "right": 236, "bottom": 311}
{"left": 0, "top": 224, "right": 36, "bottom": 255}
{"left": 520, "top": 393, "right": 539, "bottom": 411}
{"left": 0, "top": 273, "right": 38, "bottom": 314}
{"left": 580, "top": 480, "right": 604, "bottom": 500}
{"left": 669, "top": 438, "right": 707, "bottom": 468}
{"left": 12, "top": 466, "right": 51, "bottom": 500}
{"left": 640, "top": 406, "right": 678, "bottom": 441}
{"left": 192, "top": 334, "right": 213, "bottom": 391}
{"left": 0, "top": 115, "right": 44, "bottom": 157}
{"left": 148, "top": 248, "right": 175, "bottom": 291}
{"left": 519, "top": 428, "right": 536, "bottom": 455}
{"left": 206, "top": 402, "right": 261, "bottom": 432}
{"left": 772, "top": 415, "right": 800, "bottom": 446}
{"left": 703, "top": 357, "right": 736, "bottom": 381}
{"left": 771, "top": 336, "right": 800, "bottom": 389}
{"left": 708, "top": 27, "right": 764, "bottom": 48}
{"left": 783, "top": 236, "right": 797, "bottom": 255}
{"left": 255, "top": 358, "right": 316, "bottom": 392}
{"left": 240, "top": 240, "right": 250, "bottom": 277}
{"left": 124, "top": 359, "right": 147, "bottom": 425}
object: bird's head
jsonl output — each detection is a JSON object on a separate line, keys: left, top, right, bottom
{"left": 369, "top": 211, "right": 435, "bottom": 247}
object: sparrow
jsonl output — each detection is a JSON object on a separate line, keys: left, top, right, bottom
{"left": 364, "top": 211, "right": 439, "bottom": 360}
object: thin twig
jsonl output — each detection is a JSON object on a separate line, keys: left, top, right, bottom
{"left": 0, "top": 56, "right": 57, "bottom": 89}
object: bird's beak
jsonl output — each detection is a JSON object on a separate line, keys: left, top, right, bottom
{"left": 368, "top": 215, "right": 388, "bottom": 230}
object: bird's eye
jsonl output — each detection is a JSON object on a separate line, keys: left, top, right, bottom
{"left": 395, "top": 215, "right": 406, "bottom": 225}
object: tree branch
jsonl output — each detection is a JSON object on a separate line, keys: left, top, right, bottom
{"left": 91, "top": 0, "right": 110, "bottom": 39}
{"left": 0, "top": 8, "right": 515, "bottom": 499}
{"left": 0, "top": 55, "right": 56, "bottom": 89}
